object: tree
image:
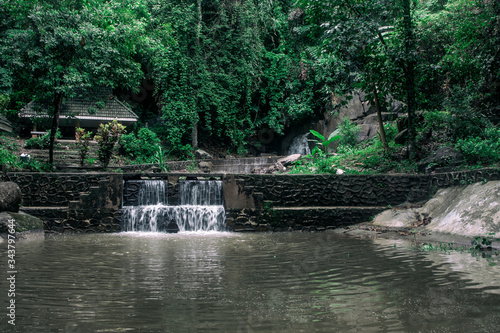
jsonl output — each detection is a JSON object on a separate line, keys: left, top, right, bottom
{"left": 297, "top": 0, "right": 422, "bottom": 154}
{"left": 401, "top": 0, "right": 417, "bottom": 158}
{"left": 0, "top": 0, "right": 145, "bottom": 165}
{"left": 146, "top": 0, "right": 264, "bottom": 154}
{"left": 145, "top": 0, "right": 323, "bottom": 156}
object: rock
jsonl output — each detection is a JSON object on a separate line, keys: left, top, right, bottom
{"left": 372, "top": 181, "right": 500, "bottom": 237}
{"left": 273, "top": 161, "right": 286, "bottom": 173}
{"left": 253, "top": 154, "right": 302, "bottom": 174}
{"left": 337, "top": 91, "right": 371, "bottom": 121}
{"left": 165, "top": 221, "right": 179, "bottom": 233}
{"left": 418, "top": 147, "right": 465, "bottom": 173}
{"left": 287, "top": 133, "right": 311, "bottom": 155}
{"left": 277, "top": 154, "right": 301, "bottom": 166}
{"left": 195, "top": 149, "right": 213, "bottom": 160}
{"left": 336, "top": 168, "right": 345, "bottom": 175}
{"left": 389, "top": 99, "right": 405, "bottom": 114}
{"left": 198, "top": 161, "right": 213, "bottom": 173}
{"left": 357, "top": 124, "right": 379, "bottom": 143}
{"left": 0, "top": 211, "right": 44, "bottom": 233}
{"left": 362, "top": 112, "right": 398, "bottom": 125}
{"left": 0, "top": 182, "right": 22, "bottom": 212}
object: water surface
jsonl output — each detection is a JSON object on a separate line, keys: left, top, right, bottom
{"left": 2, "top": 231, "right": 500, "bottom": 332}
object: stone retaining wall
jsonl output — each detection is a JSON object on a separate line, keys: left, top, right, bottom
{"left": 5, "top": 168, "right": 500, "bottom": 233}
{"left": 6, "top": 172, "right": 122, "bottom": 233}
{"left": 7, "top": 173, "right": 110, "bottom": 207}
{"left": 223, "top": 168, "right": 500, "bottom": 231}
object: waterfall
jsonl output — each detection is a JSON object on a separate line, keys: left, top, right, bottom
{"left": 288, "top": 133, "right": 311, "bottom": 156}
{"left": 122, "top": 180, "right": 225, "bottom": 232}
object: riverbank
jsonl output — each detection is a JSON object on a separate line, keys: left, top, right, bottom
{"left": 335, "top": 180, "right": 500, "bottom": 251}
{"left": 336, "top": 224, "right": 500, "bottom": 252}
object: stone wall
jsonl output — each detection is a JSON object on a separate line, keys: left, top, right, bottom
{"left": 7, "top": 173, "right": 109, "bottom": 207}
{"left": 223, "top": 168, "right": 500, "bottom": 232}
{"left": 5, "top": 168, "right": 500, "bottom": 233}
{"left": 6, "top": 172, "right": 122, "bottom": 233}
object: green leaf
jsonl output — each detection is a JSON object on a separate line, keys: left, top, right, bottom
{"left": 310, "top": 129, "right": 325, "bottom": 142}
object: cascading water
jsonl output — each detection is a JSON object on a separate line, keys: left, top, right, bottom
{"left": 121, "top": 180, "right": 225, "bottom": 232}
{"left": 288, "top": 133, "right": 311, "bottom": 156}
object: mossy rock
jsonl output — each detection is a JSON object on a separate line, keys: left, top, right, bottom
{"left": 0, "top": 211, "right": 44, "bottom": 233}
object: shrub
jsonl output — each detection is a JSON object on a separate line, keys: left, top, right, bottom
{"left": 338, "top": 117, "right": 360, "bottom": 148}
{"left": 456, "top": 126, "right": 500, "bottom": 165}
{"left": 120, "top": 127, "right": 161, "bottom": 164}
{"left": 150, "top": 124, "right": 193, "bottom": 160}
{"left": 24, "top": 130, "right": 62, "bottom": 149}
{"left": 0, "top": 134, "right": 22, "bottom": 169}
{"left": 75, "top": 128, "right": 93, "bottom": 166}
{"left": 443, "top": 86, "right": 490, "bottom": 140}
{"left": 94, "top": 120, "right": 126, "bottom": 168}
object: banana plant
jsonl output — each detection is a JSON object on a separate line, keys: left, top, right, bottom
{"left": 309, "top": 129, "right": 340, "bottom": 156}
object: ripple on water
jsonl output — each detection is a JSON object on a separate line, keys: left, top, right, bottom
{"left": 2, "top": 231, "right": 500, "bottom": 332}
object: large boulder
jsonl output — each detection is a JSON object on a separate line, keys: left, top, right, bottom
{"left": 198, "top": 161, "right": 214, "bottom": 173}
{"left": 195, "top": 149, "right": 213, "bottom": 160}
{"left": 0, "top": 211, "right": 44, "bottom": 234}
{"left": 0, "top": 182, "right": 22, "bottom": 213}
{"left": 372, "top": 181, "right": 500, "bottom": 237}
{"left": 417, "top": 147, "right": 464, "bottom": 173}
{"left": 253, "top": 154, "right": 302, "bottom": 174}
{"left": 277, "top": 154, "right": 302, "bottom": 166}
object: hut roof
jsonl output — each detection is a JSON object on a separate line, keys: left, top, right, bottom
{"left": 0, "top": 114, "right": 13, "bottom": 133}
{"left": 20, "top": 89, "right": 138, "bottom": 123}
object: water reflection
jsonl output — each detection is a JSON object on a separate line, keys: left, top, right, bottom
{"left": 1, "top": 232, "right": 500, "bottom": 332}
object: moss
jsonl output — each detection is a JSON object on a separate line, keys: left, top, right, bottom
{"left": 0, "top": 212, "right": 44, "bottom": 233}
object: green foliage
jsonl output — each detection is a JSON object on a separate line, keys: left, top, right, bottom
{"left": 94, "top": 120, "right": 126, "bottom": 168}
{"left": 22, "top": 158, "right": 53, "bottom": 172}
{"left": 309, "top": 130, "right": 340, "bottom": 156}
{"left": 471, "top": 236, "right": 493, "bottom": 252}
{"left": 155, "top": 146, "right": 169, "bottom": 172}
{"left": 1, "top": 0, "right": 499, "bottom": 166}
{"left": 291, "top": 128, "right": 418, "bottom": 175}
{"left": 338, "top": 118, "right": 361, "bottom": 148}
{"left": 0, "top": 134, "right": 53, "bottom": 171}
{"left": 75, "top": 127, "right": 92, "bottom": 166}
{"left": 24, "top": 130, "right": 61, "bottom": 149}
{"left": 0, "top": 134, "right": 22, "bottom": 169}
{"left": 120, "top": 127, "right": 161, "bottom": 164}
{"left": 443, "top": 85, "right": 491, "bottom": 140}
{"left": 1, "top": 0, "right": 145, "bottom": 163}
{"left": 415, "top": 0, "right": 500, "bottom": 111}
{"left": 456, "top": 126, "right": 500, "bottom": 165}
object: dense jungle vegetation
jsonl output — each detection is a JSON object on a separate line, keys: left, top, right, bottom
{"left": 0, "top": 0, "right": 499, "bottom": 172}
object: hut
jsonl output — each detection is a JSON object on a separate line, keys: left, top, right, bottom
{"left": 20, "top": 88, "right": 138, "bottom": 138}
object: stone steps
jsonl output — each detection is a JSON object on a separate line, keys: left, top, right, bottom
{"left": 272, "top": 206, "right": 387, "bottom": 227}
{"left": 20, "top": 207, "right": 69, "bottom": 217}
{"left": 227, "top": 205, "right": 388, "bottom": 232}
{"left": 23, "top": 141, "right": 100, "bottom": 166}
{"left": 20, "top": 207, "right": 69, "bottom": 231}
{"left": 273, "top": 206, "right": 387, "bottom": 210}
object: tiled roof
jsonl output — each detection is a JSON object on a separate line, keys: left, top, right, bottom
{"left": 0, "top": 114, "right": 13, "bottom": 133}
{"left": 20, "top": 89, "right": 138, "bottom": 121}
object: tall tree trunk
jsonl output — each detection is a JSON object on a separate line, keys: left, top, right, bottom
{"left": 191, "top": 0, "right": 202, "bottom": 149}
{"left": 372, "top": 82, "right": 388, "bottom": 151}
{"left": 48, "top": 92, "right": 63, "bottom": 165}
{"left": 402, "top": 0, "right": 416, "bottom": 160}
{"left": 191, "top": 121, "right": 198, "bottom": 149}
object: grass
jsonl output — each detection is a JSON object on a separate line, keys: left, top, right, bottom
{"left": 290, "top": 132, "right": 418, "bottom": 175}
{"left": 289, "top": 120, "right": 500, "bottom": 175}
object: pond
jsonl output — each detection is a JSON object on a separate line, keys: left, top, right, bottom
{"left": 2, "top": 231, "right": 500, "bottom": 332}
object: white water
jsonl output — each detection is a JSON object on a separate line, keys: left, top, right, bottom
{"left": 288, "top": 133, "right": 311, "bottom": 155}
{"left": 122, "top": 180, "right": 225, "bottom": 232}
